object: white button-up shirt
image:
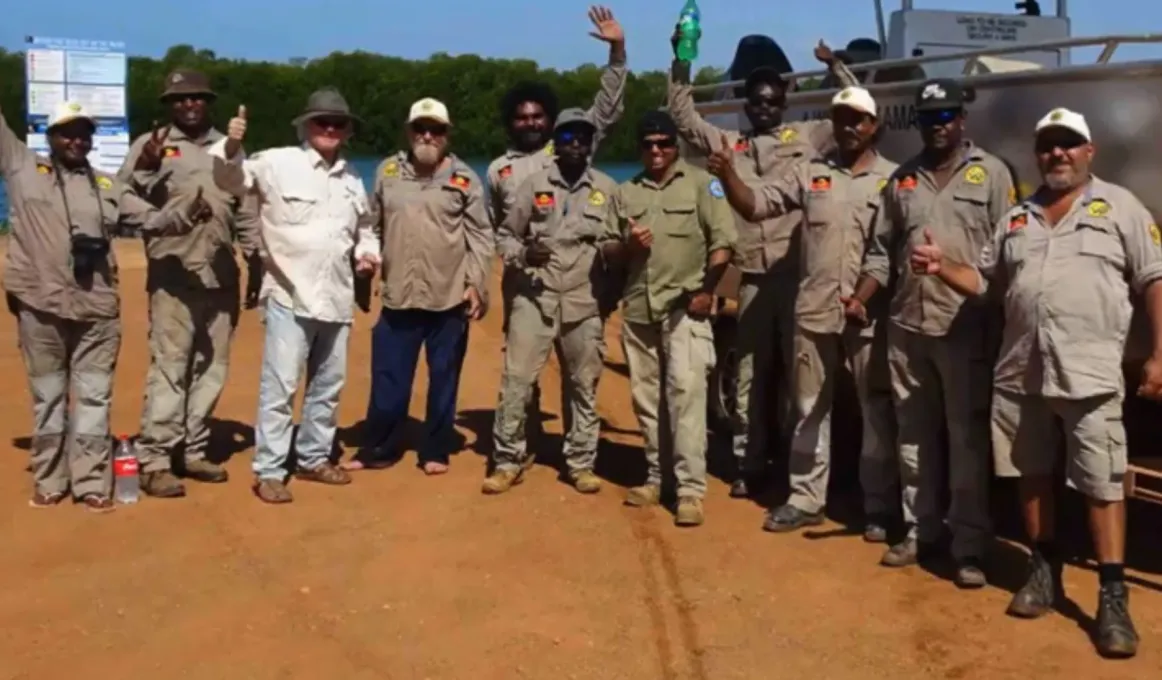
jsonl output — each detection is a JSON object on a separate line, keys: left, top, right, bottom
{"left": 209, "top": 139, "right": 379, "bottom": 323}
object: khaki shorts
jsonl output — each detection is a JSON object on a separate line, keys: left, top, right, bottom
{"left": 991, "top": 389, "right": 1127, "bottom": 501}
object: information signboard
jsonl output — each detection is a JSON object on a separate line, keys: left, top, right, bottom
{"left": 25, "top": 36, "right": 129, "bottom": 174}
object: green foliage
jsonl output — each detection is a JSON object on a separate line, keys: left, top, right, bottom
{"left": 0, "top": 46, "right": 727, "bottom": 162}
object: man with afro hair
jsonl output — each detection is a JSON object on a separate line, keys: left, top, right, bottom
{"left": 484, "top": 5, "right": 628, "bottom": 461}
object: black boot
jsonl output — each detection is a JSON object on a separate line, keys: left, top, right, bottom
{"left": 1005, "top": 552, "right": 1061, "bottom": 619}
{"left": 1095, "top": 581, "right": 1138, "bottom": 659}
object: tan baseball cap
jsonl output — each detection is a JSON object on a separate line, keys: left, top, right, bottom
{"left": 407, "top": 97, "right": 450, "bottom": 125}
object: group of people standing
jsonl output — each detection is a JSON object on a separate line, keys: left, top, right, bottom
{"left": 4, "top": 4, "right": 1161, "bottom": 661}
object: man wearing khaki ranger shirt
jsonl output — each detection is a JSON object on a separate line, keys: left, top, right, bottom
{"left": 855, "top": 78, "right": 1014, "bottom": 589}
{"left": 117, "top": 69, "right": 262, "bottom": 498}
{"left": 602, "top": 111, "right": 736, "bottom": 527}
{"left": 483, "top": 108, "right": 619, "bottom": 496}
{"left": 486, "top": 5, "right": 627, "bottom": 446}
{"left": 2, "top": 101, "right": 208, "bottom": 512}
{"left": 911, "top": 108, "right": 1162, "bottom": 659}
{"left": 708, "top": 87, "right": 898, "bottom": 541}
{"left": 668, "top": 37, "right": 857, "bottom": 499}
{"left": 343, "top": 98, "right": 492, "bottom": 477}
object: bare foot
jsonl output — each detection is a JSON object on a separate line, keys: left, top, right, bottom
{"left": 422, "top": 461, "right": 449, "bottom": 476}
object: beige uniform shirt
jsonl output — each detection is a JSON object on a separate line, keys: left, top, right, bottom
{"left": 606, "top": 161, "right": 738, "bottom": 325}
{"left": 497, "top": 164, "right": 618, "bottom": 324}
{"left": 976, "top": 177, "right": 1162, "bottom": 399}
{"left": 668, "top": 59, "right": 858, "bottom": 274}
{"left": 863, "top": 143, "right": 1015, "bottom": 336}
{"left": 1, "top": 116, "right": 188, "bottom": 320}
{"left": 756, "top": 152, "right": 899, "bottom": 336}
{"left": 119, "top": 126, "right": 261, "bottom": 291}
{"left": 372, "top": 152, "right": 493, "bottom": 314}
{"left": 486, "top": 57, "right": 628, "bottom": 229}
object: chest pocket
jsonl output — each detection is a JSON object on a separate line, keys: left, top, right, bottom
{"left": 1077, "top": 220, "right": 1125, "bottom": 270}
{"left": 437, "top": 185, "right": 467, "bottom": 227}
{"left": 951, "top": 183, "right": 991, "bottom": 229}
{"left": 1002, "top": 230, "right": 1029, "bottom": 269}
{"left": 804, "top": 186, "right": 836, "bottom": 228}
{"left": 577, "top": 204, "right": 609, "bottom": 241}
{"left": 279, "top": 184, "right": 319, "bottom": 225}
{"left": 661, "top": 202, "right": 698, "bottom": 237}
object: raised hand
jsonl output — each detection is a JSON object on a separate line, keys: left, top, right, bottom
{"left": 627, "top": 217, "right": 653, "bottom": 254}
{"left": 588, "top": 5, "right": 624, "bottom": 44}
{"left": 705, "top": 133, "right": 735, "bottom": 178}
{"left": 814, "top": 40, "right": 836, "bottom": 65}
{"left": 225, "top": 105, "right": 247, "bottom": 158}
{"left": 909, "top": 228, "right": 944, "bottom": 275}
{"left": 135, "top": 120, "right": 171, "bottom": 172}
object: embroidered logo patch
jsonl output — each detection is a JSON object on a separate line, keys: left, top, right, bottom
{"left": 95, "top": 176, "right": 113, "bottom": 190}
{"left": 810, "top": 176, "right": 831, "bottom": 191}
{"left": 382, "top": 161, "right": 399, "bottom": 177}
{"left": 876, "top": 178, "right": 888, "bottom": 192}
{"left": 1087, "top": 200, "right": 1110, "bottom": 218}
{"left": 588, "top": 190, "right": 605, "bottom": 206}
{"left": 733, "top": 138, "right": 749, "bottom": 152}
{"left": 708, "top": 179, "right": 725, "bottom": 198}
{"left": 163, "top": 146, "right": 182, "bottom": 158}
{"left": 534, "top": 191, "right": 555, "bottom": 208}
{"left": 898, "top": 175, "right": 918, "bottom": 192}
{"left": 449, "top": 174, "right": 470, "bottom": 189}
{"left": 36, "top": 164, "right": 51, "bottom": 175}
{"left": 778, "top": 128, "right": 798, "bottom": 143}
{"left": 963, "top": 165, "right": 987, "bottom": 185}
{"left": 1150, "top": 223, "right": 1161, "bottom": 246}
{"left": 1008, "top": 213, "right": 1028, "bottom": 231}
{"left": 498, "top": 164, "right": 513, "bottom": 179}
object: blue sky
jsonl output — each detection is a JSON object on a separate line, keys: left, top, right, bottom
{"left": 2, "top": 0, "right": 1160, "bottom": 72}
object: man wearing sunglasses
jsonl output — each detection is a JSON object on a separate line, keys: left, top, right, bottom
{"left": 483, "top": 109, "right": 619, "bottom": 495}
{"left": 908, "top": 108, "right": 1162, "bottom": 659}
{"left": 854, "top": 78, "right": 1015, "bottom": 588}
{"left": 486, "top": 5, "right": 627, "bottom": 456}
{"left": 117, "top": 69, "right": 263, "bottom": 499}
{"left": 668, "top": 37, "right": 858, "bottom": 501}
{"left": 3, "top": 100, "right": 209, "bottom": 512}
{"left": 706, "top": 86, "right": 899, "bottom": 542}
{"left": 343, "top": 98, "right": 492, "bottom": 477}
{"left": 601, "top": 111, "right": 736, "bottom": 527}
{"left": 211, "top": 88, "right": 381, "bottom": 503}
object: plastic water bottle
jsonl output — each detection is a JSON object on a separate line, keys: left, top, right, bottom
{"left": 676, "top": 0, "right": 701, "bottom": 62}
{"left": 113, "top": 435, "right": 140, "bottom": 504}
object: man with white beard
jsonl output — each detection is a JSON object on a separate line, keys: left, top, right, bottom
{"left": 343, "top": 98, "right": 493, "bottom": 476}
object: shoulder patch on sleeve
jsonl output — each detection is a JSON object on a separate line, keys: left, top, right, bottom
{"left": 778, "top": 128, "right": 798, "bottom": 143}
{"left": 1008, "top": 212, "right": 1028, "bottom": 231}
{"left": 498, "top": 164, "right": 513, "bottom": 179}
{"left": 1149, "top": 223, "right": 1160, "bottom": 246}
{"left": 382, "top": 161, "right": 399, "bottom": 177}
{"left": 36, "top": 162, "right": 52, "bottom": 175}
{"left": 876, "top": 178, "right": 888, "bottom": 192}
{"left": 708, "top": 178, "right": 725, "bottom": 198}
{"left": 449, "top": 173, "right": 471, "bottom": 189}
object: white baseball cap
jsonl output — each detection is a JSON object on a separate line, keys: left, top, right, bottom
{"left": 407, "top": 97, "right": 451, "bottom": 126}
{"left": 47, "top": 101, "right": 95, "bottom": 131}
{"left": 831, "top": 87, "right": 876, "bottom": 118}
{"left": 1035, "top": 107, "right": 1091, "bottom": 142}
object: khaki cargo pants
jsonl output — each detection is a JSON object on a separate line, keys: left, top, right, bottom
{"left": 137, "top": 287, "right": 239, "bottom": 472}
{"left": 622, "top": 308, "right": 716, "bottom": 499}
{"left": 18, "top": 304, "right": 121, "bottom": 498}
{"left": 733, "top": 270, "right": 796, "bottom": 472}
{"left": 888, "top": 324, "right": 992, "bottom": 560}
{"left": 786, "top": 325, "right": 898, "bottom": 516}
{"left": 492, "top": 295, "right": 606, "bottom": 475}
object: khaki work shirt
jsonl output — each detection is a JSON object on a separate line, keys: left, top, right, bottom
{"left": 1, "top": 115, "right": 191, "bottom": 320}
{"left": 372, "top": 152, "right": 493, "bottom": 314}
{"left": 975, "top": 177, "right": 1162, "bottom": 399}
{"left": 119, "top": 126, "right": 261, "bottom": 291}
{"left": 497, "top": 164, "right": 618, "bottom": 324}
{"left": 606, "top": 161, "right": 737, "bottom": 325}
{"left": 863, "top": 142, "right": 1015, "bottom": 336}
{"left": 756, "top": 152, "right": 899, "bottom": 336}
{"left": 486, "top": 56, "right": 628, "bottom": 229}
{"left": 668, "top": 59, "right": 858, "bottom": 275}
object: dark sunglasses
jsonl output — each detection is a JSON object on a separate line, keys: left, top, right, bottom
{"left": 554, "top": 129, "right": 593, "bottom": 146}
{"left": 917, "top": 109, "right": 961, "bottom": 127}
{"left": 1035, "top": 134, "right": 1087, "bottom": 154}
{"left": 746, "top": 94, "right": 784, "bottom": 108}
{"left": 640, "top": 137, "right": 677, "bottom": 151}
{"left": 310, "top": 117, "right": 350, "bottom": 131}
{"left": 410, "top": 121, "right": 448, "bottom": 136}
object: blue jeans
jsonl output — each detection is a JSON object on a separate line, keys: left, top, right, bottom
{"left": 360, "top": 307, "right": 467, "bottom": 465}
{"left": 253, "top": 299, "right": 350, "bottom": 481}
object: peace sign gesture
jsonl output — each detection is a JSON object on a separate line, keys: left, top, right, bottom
{"left": 135, "top": 120, "right": 171, "bottom": 172}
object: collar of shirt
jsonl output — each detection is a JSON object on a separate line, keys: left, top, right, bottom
{"left": 504, "top": 142, "right": 554, "bottom": 161}
{"left": 546, "top": 162, "right": 596, "bottom": 190}
{"left": 300, "top": 144, "right": 349, "bottom": 175}
{"left": 1024, "top": 175, "right": 1106, "bottom": 222}
{"left": 633, "top": 160, "right": 689, "bottom": 190}
{"left": 818, "top": 151, "right": 888, "bottom": 178}
{"left": 165, "top": 126, "right": 224, "bottom": 146}
{"left": 390, "top": 151, "right": 468, "bottom": 183}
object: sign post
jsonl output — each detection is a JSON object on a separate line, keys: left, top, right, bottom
{"left": 24, "top": 36, "right": 129, "bottom": 174}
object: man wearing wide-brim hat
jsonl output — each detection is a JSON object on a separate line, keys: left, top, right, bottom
{"left": 117, "top": 67, "right": 264, "bottom": 500}
{"left": 208, "top": 87, "right": 380, "bottom": 504}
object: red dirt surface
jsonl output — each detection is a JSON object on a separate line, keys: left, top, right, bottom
{"left": 0, "top": 240, "right": 1158, "bottom": 679}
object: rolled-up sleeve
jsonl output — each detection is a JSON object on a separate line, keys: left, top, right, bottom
{"left": 209, "top": 138, "right": 265, "bottom": 199}
{"left": 699, "top": 177, "right": 738, "bottom": 253}
{"left": 972, "top": 217, "right": 1012, "bottom": 297}
{"left": 463, "top": 181, "right": 495, "bottom": 305}
{"left": 752, "top": 166, "right": 804, "bottom": 221}
{"left": 353, "top": 186, "right": 380, "bottom": 261}
{"left": 1121, "top": 198, "right": 1162, "bottom": 293}
{"left": 497, "top": 179, "right": 535, "bottom": 269}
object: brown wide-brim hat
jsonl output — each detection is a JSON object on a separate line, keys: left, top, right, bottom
{"left": 160, "top": 69, "right": 216, "bottom": 101}
{"left": 291, "top": 88, "right": 363, "bottom": 126}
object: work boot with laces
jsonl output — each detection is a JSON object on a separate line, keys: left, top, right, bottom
{"left": 1005, "top": 552, "right": 1061, "bottom": 619}
{"left": 1095, "top": 581, "right": 1139, "bottom": 658}
{"left": 570, "top": 470, "right": 601, "bottom": 494}
{"left": 481, "top": 468, "right": 524, "bottom": 495}
{"left": 182, "top": 459, "right": 229, "bottom": 483}
{"left": 141, "top": 470, "right": 186, "bottom": 498}
{"left": 675, "top": 498, "right": 704, "bottom": 527}
{"left": 625, "top": 484, "right": 661, "bottom": 507}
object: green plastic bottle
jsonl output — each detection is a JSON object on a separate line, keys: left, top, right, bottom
{"left": 676, "top": 0, "right": 701, "bottom": 62}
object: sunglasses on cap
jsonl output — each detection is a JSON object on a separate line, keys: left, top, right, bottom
{"left": 640, "top": 137, "right": 677, "bottom": 150}
{"left": 410, "top": 121, "right": 448, "bottom": 136}
{"left": 310, "top": 116, "right": 350, "bottom": 131}
{"left": 917, "top": 109, "right": 961, "bottom": 127}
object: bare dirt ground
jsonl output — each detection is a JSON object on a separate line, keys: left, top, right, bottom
{"left": 0, "top": 240, "right": 1160, "bottom": 679}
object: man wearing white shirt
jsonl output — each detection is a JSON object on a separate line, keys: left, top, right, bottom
{"left": 209, "top": 88, "right": 380, "bottom": 503}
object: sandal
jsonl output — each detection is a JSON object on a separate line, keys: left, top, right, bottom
{"left": 254, "top": 479, "right": 293, "bottom": 504}
{"left": 295, "top": 462, "right": 351, "bottom": 485}
{"left": 29, "top": 491, "right": 66, "bottom": 508}
{"left": 79, "top": 494, "right": 115, "bottom": 514}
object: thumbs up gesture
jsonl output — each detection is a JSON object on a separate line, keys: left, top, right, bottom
{"left": 186, "top": 185, "right": 214, "bottom": 225}
{"left": 705, "top": 133, "right": 735, "bottom": 179}
{"left": 909, "top": 228, "right": 944, "bottom": 275}
{"left": 627, "top": 217, "right": 653, "bottom": 255}
{"left": 225, "top": 105, "right": 247, "bottom": 158}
